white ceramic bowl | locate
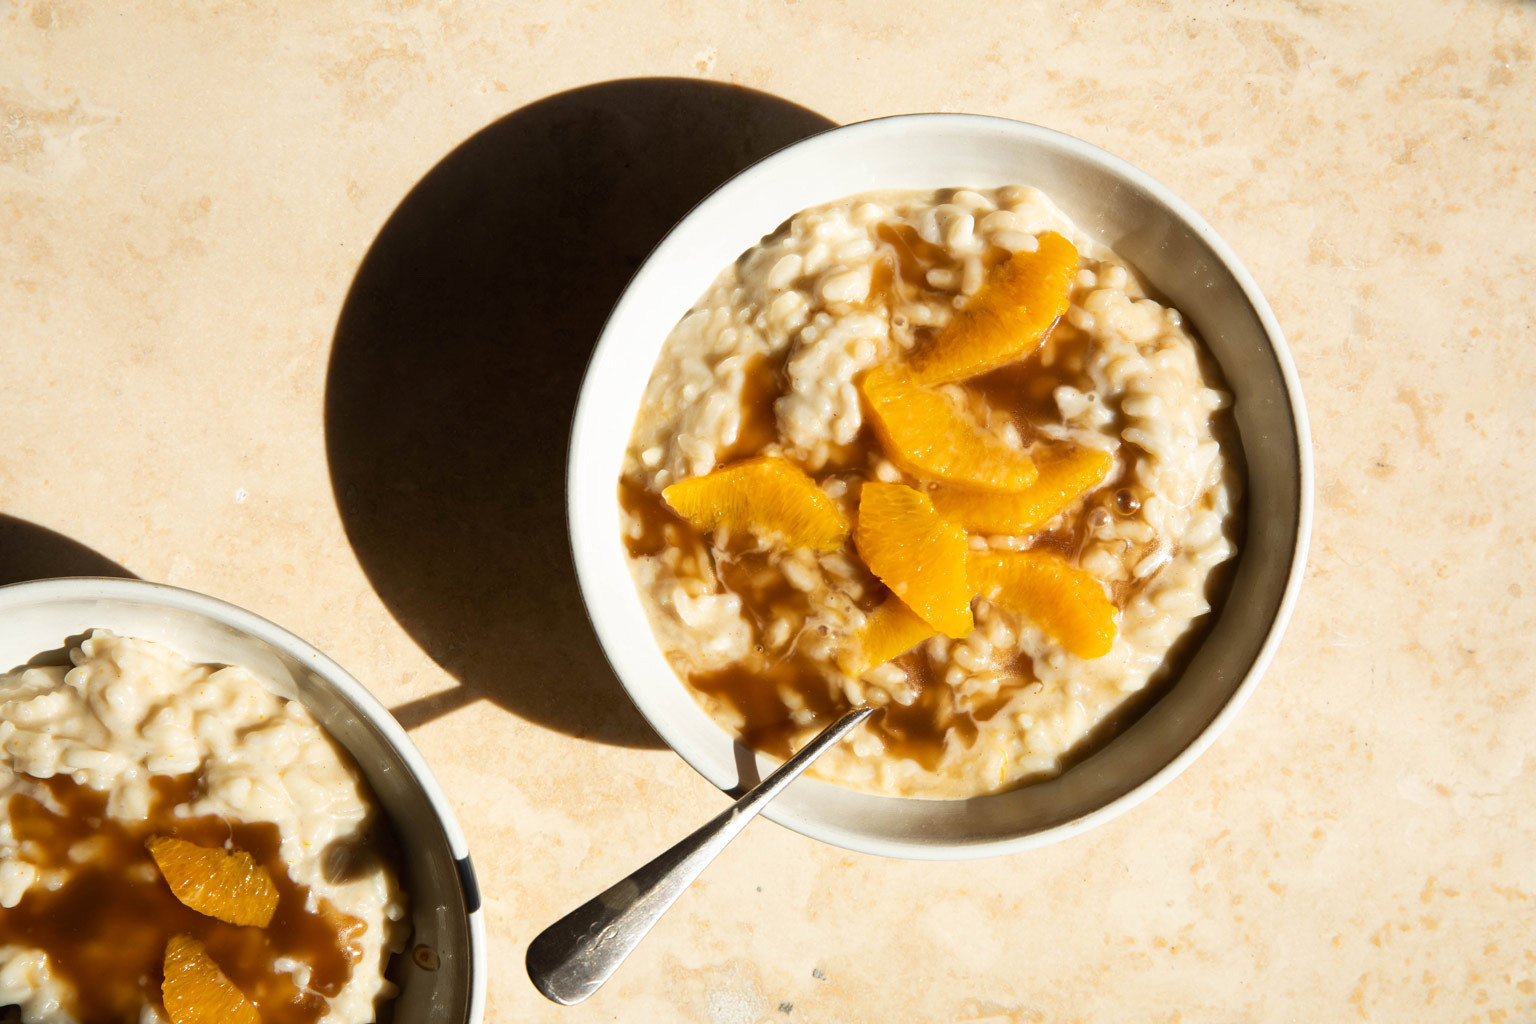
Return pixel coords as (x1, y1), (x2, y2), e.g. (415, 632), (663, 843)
(568, 113), (1312, 859)
(0, 577), (486, 1021)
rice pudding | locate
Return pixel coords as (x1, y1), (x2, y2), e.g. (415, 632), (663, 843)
(619, 186), (1240, 799)
(0, 631), (406, 1023)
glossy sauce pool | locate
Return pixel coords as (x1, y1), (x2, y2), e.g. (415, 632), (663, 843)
(0, 774), (374, 1024)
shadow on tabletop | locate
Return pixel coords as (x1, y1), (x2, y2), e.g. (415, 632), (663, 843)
(325, 78), (837, 747)
(0, 516), (138, 587)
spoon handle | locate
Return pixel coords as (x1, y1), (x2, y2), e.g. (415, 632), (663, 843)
(525, 706), (874, 1004)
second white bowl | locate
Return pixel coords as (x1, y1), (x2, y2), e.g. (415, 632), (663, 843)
(0, 577), (486, 1019)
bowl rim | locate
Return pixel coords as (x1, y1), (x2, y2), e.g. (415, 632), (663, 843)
(567, 112), (1313, 859)
(0, 575), (488, 1017)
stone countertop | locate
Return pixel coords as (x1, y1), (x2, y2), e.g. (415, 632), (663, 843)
(3, 1), (1533, 1020)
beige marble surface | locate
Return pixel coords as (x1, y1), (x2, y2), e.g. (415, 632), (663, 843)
(4, 0), (1535, 1020)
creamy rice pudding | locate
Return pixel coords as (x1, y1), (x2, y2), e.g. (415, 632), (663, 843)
(0, 631), (406, 1023)
(619, 186), (1240, 799)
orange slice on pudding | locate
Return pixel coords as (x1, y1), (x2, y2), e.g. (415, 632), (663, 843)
(161, 935), (260, 1024)
(840, 595), (938, 675)
(854, 482), (973, 638)
(662, 455), (849, 550)
(146, 836), (278, 928)
(969, 549), (1117, 659)
(860, 366), (1037, 491)
(930, 444), (1112, 536)
(908, 231), (1078, 386)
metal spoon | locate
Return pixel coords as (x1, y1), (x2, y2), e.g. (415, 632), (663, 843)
(525, 706), (875, 1004)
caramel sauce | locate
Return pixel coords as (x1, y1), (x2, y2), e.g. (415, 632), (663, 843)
(691, 655), (837, 760)
(878, 650), (971, 770)
(622, 220), (1161, 778)
(717, 354), (786, 464)
(820, 422), (880, 474)
(715, 547), (811, 635)
(619, 325), (1134, 771)
(0, 774), (366, 1024)
(1026, 526), (1081, 561)
(627, 462), (968, 766)
(876, 222), (949, 288)
(866, 256), (894, 304)
(618, 478), (700, 559)
(683, 516), (842, 759)
(967, 325), (1091, 441)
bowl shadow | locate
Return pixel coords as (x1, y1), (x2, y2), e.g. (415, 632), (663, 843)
(0, 516), (138, 587)
(325, 77), (836, 747)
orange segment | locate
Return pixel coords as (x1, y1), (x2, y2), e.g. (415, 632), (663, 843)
(860, 366), (1037, 491)
(854, 482), (973, 638)
(662, 455), (849, 551)
(930, 445), (1113, 535)
(161, 935), (260, 1024)
(908, 231), (1078, 386)
(146, 836), (278, 928)
(839, 596), (938, 675)
(969, 549), (1117, 658)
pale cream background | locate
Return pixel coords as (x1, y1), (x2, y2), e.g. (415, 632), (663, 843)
(3, 1), (1534, 1021)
